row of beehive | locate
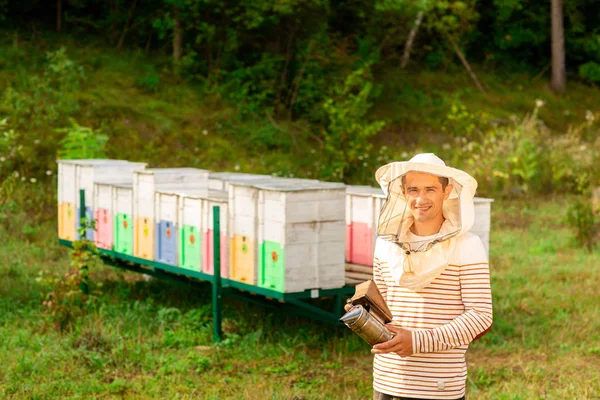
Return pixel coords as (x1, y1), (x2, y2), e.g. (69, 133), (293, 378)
(57, 160), (348, 293)
(57, 159), (493, 293)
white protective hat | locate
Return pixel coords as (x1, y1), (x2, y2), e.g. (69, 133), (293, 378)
(374, 153), (478, 290)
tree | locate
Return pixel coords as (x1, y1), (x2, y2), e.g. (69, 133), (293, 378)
(172, 3), (182, 64)
(551, 0), (566, 92)
(57, 0), (62, 33)
(401, 1), (426, 68)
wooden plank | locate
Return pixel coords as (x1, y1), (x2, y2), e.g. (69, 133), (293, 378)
(345, 263), (373, 274)
(345, 271), (372, 282)
(344, 277), (363, 286)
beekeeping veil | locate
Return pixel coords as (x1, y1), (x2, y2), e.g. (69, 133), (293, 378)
(375, 153), (478, 290)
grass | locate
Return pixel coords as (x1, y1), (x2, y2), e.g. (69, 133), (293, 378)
(0, 194), (598, 399)
(1, 31), (599, 398)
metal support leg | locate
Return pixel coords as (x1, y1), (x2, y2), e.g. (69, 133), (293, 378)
(212, 206), (223, 343)
(79, 189), (89, 295)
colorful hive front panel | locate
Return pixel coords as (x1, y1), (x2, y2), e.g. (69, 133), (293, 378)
(134, 216), (155, 260)
(155, 191), (180, 266)
(114, 184), (134, 255)
(156, 220), (177, 265)
(180, 224), (201, 270)
(345, 186), (385, 266)
(202, 196), (229, 278)
(75, 206), (94, 240)
(57, 161), (77, 240)
(93, 182), (117, 250)
(256, 181), (347, 293)
(94, 208), (113, 250)
(228, 183), (262, 284)
(133, 171), (156, 259)
(58, 202), (76, 240)
(230, 234), (255, 284)
(179, 196), (203, 270)
(260, 241), (285, 291)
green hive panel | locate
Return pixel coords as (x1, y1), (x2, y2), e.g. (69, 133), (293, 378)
(114, 213), (133, 255)
(260, 241), (285, 292)
(180, 224), (202, 270)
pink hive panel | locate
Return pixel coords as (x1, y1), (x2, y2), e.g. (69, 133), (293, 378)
(349, 221), (373, 266)
(95, 208), (113, 250)
(202, 230), (228, 278)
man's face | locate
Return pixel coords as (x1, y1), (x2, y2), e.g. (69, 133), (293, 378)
(402, 172), (452, 225)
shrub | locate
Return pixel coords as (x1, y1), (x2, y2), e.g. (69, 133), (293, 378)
(446, 100), (599, 196)
(319, 65), (385, 181)
(37, 218), (102, 332)
(565, 199), (599, 252)
(1, 47), (85, 128)
(579, 61), (600, 84)
(57, 119), (109, 159)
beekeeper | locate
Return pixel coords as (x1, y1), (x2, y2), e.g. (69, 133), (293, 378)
(370, 153), (493, 400)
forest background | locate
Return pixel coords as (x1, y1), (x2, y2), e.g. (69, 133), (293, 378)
(0, 1), (599, 398)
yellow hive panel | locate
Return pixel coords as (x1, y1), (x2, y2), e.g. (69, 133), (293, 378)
(58, 203), (76, 240)
(230, 234), (255, 284)
(134, 217), (155, 260)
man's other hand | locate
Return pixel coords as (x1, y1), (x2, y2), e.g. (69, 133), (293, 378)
(371, 325), (413, 357)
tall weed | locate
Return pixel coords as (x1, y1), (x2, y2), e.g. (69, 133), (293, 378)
(447, 100), (599, 196)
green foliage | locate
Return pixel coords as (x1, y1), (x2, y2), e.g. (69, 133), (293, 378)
(37, 218), (101, 332)
(446, 100), (599, 196)
(565, 199), (599, 252)
(320, 65), (385, 181)
(57, 119), (108, 160)
(1, 47), (85, 128)
(135, 70), (160, 93)
(578, 61), (600, 83)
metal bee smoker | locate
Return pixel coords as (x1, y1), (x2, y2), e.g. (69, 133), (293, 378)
(340, 304), (395, 346)
(340, 279), (395, 346)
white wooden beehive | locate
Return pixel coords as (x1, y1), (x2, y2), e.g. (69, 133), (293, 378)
(77, 161), (147, 211)
(57, 159), (140, 240)
(472, 197), (493, 255)
(227, 178), (319, 285)
(57, 159), (130, 206)
(256, 180), (347, 292)
(133, 168), (210, 220)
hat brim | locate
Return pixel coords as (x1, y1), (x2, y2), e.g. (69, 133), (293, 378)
(375, 161), (478, 197)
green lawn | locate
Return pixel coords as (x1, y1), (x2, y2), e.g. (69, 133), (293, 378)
(0, 195), (599, 399)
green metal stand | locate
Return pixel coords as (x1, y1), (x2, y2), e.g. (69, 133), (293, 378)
(79, 189), (89, 295)
(212, 206), (223, 343)
(58, 190), (355, 344)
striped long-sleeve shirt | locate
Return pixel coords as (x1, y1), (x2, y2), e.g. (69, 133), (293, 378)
(372, 232), (493, 399)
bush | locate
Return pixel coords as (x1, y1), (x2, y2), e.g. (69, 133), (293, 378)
(57, 119), (109, 159)
(446, 100), (600, 196)
(579, 61), (600, 84)
(37, 218), (102, 332)
(565, 199), (599, 252)
(1, 47), (85, 128)
(319, 65), (385, 182)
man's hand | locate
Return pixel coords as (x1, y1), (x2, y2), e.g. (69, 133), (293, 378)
(371, 325), (413, 357)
